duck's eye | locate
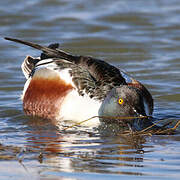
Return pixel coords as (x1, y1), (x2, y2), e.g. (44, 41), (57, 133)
(118, 98), (124, 105)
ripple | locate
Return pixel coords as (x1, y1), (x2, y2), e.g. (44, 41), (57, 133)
(0, 0), (180, 179)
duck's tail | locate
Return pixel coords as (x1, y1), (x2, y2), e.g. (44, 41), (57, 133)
(4, 37), (75, 61)
(4, 37), (127, 86)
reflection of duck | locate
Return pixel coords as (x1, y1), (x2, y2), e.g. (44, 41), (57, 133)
(5, 37), (153, 126)
(24, 122), (146, 175)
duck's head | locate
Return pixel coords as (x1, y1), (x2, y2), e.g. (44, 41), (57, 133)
(98, 85), (148, 124)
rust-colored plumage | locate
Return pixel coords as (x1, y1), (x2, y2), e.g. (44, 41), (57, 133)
(4, 37), (154, 125)
(23, 76), (73, 119)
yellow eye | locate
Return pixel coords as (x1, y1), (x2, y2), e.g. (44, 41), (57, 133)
(118, 98), (124, 105)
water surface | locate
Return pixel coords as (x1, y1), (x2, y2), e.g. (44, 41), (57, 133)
(0, 0), (180, 179)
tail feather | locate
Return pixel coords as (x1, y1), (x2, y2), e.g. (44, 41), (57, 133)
(5, 37), (127, 87)
(21, 56), (40, 79)
(4, 37), (74, 61)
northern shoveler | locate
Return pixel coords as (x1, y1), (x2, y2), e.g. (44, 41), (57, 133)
(5, 37), (153, 126)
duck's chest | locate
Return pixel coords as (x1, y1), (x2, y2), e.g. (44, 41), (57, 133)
(22, 67), (101, 125)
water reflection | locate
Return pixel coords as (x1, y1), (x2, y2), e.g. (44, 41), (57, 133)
(0, 105), (179, 178)
(20, 117), (149, 176)
(0, 0), (180, 179)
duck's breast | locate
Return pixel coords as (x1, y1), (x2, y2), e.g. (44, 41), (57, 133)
(22, 68), (73, 120)
(22, 67), (101, 124)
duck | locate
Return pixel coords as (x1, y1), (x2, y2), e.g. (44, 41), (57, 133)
(5, 37), (153, 127)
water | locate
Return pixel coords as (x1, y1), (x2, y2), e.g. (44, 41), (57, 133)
(0, 0), (180, 179)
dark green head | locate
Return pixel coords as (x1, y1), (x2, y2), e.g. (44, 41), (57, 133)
(98, 85), (149, 123)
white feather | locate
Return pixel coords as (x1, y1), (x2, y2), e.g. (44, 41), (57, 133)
(21, 60), (101, 126)
(35, 59), (75, 86)
(21, 78), (31, 100)
(59, 89), (101, 126)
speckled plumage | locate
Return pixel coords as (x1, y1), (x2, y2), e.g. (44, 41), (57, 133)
(5, 37), (154, 126)
(9, 37), (127, 101)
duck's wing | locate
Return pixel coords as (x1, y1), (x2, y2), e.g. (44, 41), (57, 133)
(54, 59), (111, 100)
(22, 55), (111, 101)
(20, 42), (60, 79)
(5, 37), (127, 89)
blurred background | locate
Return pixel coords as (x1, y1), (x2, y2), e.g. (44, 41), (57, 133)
(0, 0), (180, 180)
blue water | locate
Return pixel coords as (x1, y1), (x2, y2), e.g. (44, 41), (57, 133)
(0, 0), (180, 179)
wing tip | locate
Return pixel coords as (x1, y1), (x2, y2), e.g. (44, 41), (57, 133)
(4, 37), (16, 41)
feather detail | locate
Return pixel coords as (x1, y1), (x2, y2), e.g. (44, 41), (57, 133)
(5, 37), (127, 88)
(21, 56), (40, 79)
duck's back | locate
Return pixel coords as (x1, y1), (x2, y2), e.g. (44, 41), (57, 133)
(5, 37), (153, 124)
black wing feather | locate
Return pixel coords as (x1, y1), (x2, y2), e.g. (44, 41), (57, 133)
(5, 37), (127, 91)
